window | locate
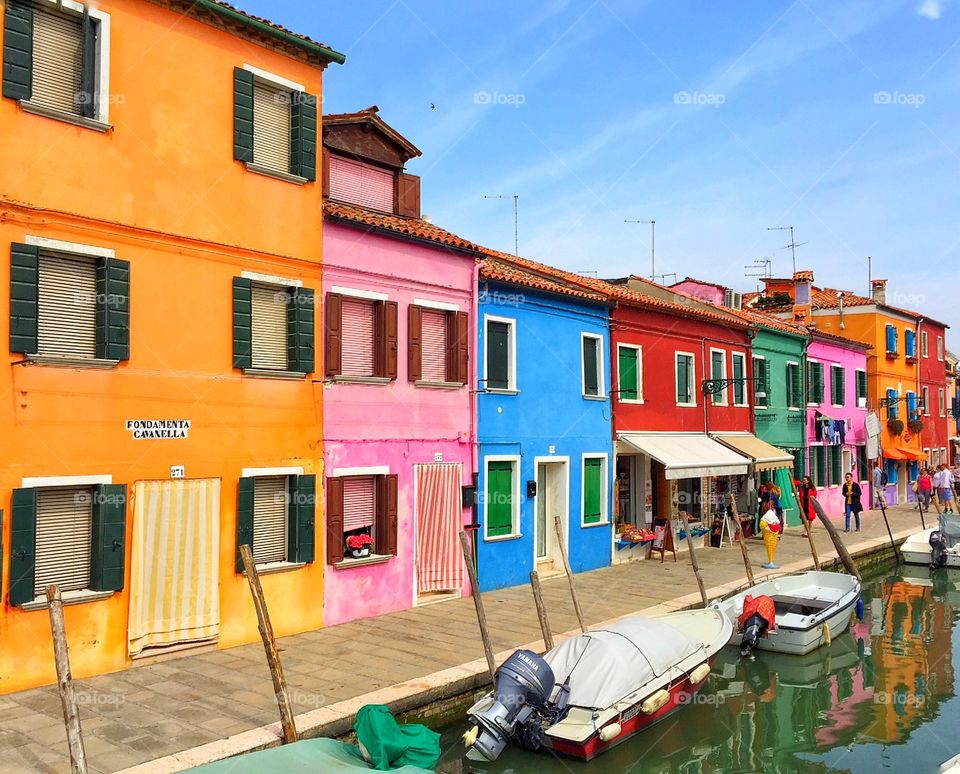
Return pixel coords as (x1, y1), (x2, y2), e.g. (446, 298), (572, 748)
(830, 365), (845, 407)
(752, 356), (768, 408)
(786, 362), (802, 409)
(582, 455), (608, 526)
(237, 473), (315, 569)
(811, 446), (826, 487)
(886, 388), (899, 419)
(906, 391), (918, 418)
(2, 2), (111, 126)
(408, 304), (468, 385)
(233, 277), (314, 375)
(676, 352), (695, 406)
(806, 361), (824, 404)
(323, 291), (396, 380)
(710, 349), (727, 405)
(10, 481), (127, 606)
(484, 316), (516, 391)
(921, 331), (929, 357)
(856, 446), (868, 482)
(485, 458), (518, 539)
(940, 389), (946, 417)
(905, 329), (916, 358)
(617, 344), (642, 402)
(732, 352), (747, 406)
(328, 155), (395, 212)
(938, 336), (945, 361)
(10, 240), (129, 363)
(923, 386), (930, 416)
(581, 334), (604, 398)
(828, 446), (842, 487)
(885, 324), (898, 355)
(233, 66), (316, 181)
(856, 370), (868, 408)
(325, 472), (397, 563)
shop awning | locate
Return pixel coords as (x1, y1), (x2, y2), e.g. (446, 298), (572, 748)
(712, 433), (795, 472)
(899, 447), (927, 461)
(617, 432), (750, 480)
(882, 447), (909, 460)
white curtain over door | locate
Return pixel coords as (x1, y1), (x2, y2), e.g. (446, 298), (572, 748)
(415, 463), (463, 594)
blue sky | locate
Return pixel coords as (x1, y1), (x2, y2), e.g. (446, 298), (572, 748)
(244, 0), (959, 339)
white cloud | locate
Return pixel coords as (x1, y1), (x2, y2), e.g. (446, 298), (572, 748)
(917, 0), (945, 19)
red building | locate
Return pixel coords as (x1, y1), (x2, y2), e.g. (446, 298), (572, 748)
(918, 318), (951, 467)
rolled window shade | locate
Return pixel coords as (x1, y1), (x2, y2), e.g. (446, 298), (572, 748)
(343, 477), (376, 532)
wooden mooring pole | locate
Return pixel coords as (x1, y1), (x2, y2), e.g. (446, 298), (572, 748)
(554, 516), (587, 633)
(240, 544), (298, 744)
(460, 531), (497, 682)
(684, 526), (709, 606)
(810, 497), (862, 581)
(46, 585), (88, 774)
(875, 493), (902, 565)
(727, 495), (756, 585)
(529, 571), (554, 652)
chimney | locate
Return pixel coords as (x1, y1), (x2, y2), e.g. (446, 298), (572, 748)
(871, 278), (887, 305)
(792, 269), (813, 324)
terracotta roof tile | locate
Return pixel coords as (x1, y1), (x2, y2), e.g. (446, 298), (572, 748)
(323, 201), (479, 252)
(480, 258), (607, 303)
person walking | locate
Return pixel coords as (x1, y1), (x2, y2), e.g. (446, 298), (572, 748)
(797, 475), (817, 537)
(940, 464), (955, 514)
(843, 472), (863, 532)
(917, 467), (934, 512)
(767, 482), (785, 535)
(873, 461), (885, 508)
(933, 465), (945, 512)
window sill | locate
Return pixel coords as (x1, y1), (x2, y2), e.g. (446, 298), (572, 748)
(334, 553), (392, 570)
(618, 398), (644, 405)
(484, 532), (522, 543)
(26, 354), (119, 369)
(242, 368), (307, 380)
(246, 561), (306, 576)
(676, 402), (697, 408)
(415, 380), (463, 390)
(484, 388), (518, 395)
(244, 162), (308, 186)
(582, 394), (608, 402)
(582, 519), (610, 529)
(333, 375), (392, 385)
(20, 100), (111, 132)
(20, 589), (114, 611)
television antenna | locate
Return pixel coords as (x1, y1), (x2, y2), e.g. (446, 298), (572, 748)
(744, 257), (772, 279)
(767, 225), (807, 273)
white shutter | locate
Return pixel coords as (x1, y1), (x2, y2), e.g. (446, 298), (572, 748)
(328, 155), (395, 213)
(341, 298), (375, 376)
(32, 5), (84, 115)
(253, 476), (288, 564)
(343, 477), (376, 531)
(251, 283), (288, 370)
(38, 253), (97, 358)
(421, 309), (448, 382)
(35, 487), (92, 596)
(253, 81), (291, 173)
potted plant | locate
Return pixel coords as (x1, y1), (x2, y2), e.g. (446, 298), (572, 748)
(908, 418), (924, 434)
(887, 418), (905, 436)
(346, 533), (374, 558)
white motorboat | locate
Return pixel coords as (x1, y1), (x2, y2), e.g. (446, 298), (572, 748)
(463, 609), (732, 762)
(709, 571), (862, 656)
(902, 515), (960, 568)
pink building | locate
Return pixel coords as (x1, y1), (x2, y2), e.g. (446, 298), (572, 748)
(321, 109), (477, 625)
(805, 330), (872, 520)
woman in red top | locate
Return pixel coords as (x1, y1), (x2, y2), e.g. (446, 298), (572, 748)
(917, 467), (933, 511)
(796, 475), (817, 537)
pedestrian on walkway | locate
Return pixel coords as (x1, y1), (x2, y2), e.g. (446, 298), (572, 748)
(917, 467), (934, 511)
(767, 482), (785, 535)
(797, 475), (817, 537)
(934, 465), (945, 511)
(843, 472), (863, 532)
(940, 464), (955, 514)
(873, 461), (885, 508)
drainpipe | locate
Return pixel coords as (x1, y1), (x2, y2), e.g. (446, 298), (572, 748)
(701, 338), (709, 434)
(916, 317), (924, 460)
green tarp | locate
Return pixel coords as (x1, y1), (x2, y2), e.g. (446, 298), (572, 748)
(354, 704), (441, 771)
(775, 467), (801, 527)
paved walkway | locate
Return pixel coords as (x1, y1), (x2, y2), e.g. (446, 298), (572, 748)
(0, 505), (928, 773)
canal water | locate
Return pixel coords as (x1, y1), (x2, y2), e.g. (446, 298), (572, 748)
(435, 564), (960, 773)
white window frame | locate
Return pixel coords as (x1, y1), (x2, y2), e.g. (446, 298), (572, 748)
(483, 314), (517, 393)
(413, 298), (460, 312)
(941, 446), (948, 463)
(241, 64), (307, 184)
(580, 453), (609, 527)
(731, 351), (748, 407)
(923, 386), (931, 416)
(675, 351), (697, 407)
(786, 360), (801, 410)
(855, 369), (868, 409)
(938, 336), (945, 361)
(806, 358), (821, 407)
(483, 455), (521, 541)
(616, 343), (643, 404)
(580, 332), (606, 399)
(709, 348), (727, 406)
(921, 331), (929, 358)
(940, 388), (946, 417)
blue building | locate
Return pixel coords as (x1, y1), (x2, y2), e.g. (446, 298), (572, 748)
(475, 254), (614, 591)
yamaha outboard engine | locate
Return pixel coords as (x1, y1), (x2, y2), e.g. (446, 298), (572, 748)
(930, 530), (948, 570)
(737, 594), (776, 658)
(465, 649), (561, 762)
(740, 613), (769, 657)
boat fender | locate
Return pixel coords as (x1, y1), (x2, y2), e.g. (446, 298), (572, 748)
(641, 689), (671, 714)
(598, 723), (622, 742)
(689, 663), (711, 685)
(822, 622), (832, 646)
(856, 597), (865, 621)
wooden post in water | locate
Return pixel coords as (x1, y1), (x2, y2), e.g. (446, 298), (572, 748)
(46, 585), (88, 774)
(240, 544), (298, 744)
(727, 495), (756, 585)
(460, 531), (497, 682)
(554, 516), (587, 633)
(529, 571), (554, 652)
(797, 509), (822, 571)
(684, 527), (709, 606)
(875, 493), (902, 564)
(810, 497), (862, 581)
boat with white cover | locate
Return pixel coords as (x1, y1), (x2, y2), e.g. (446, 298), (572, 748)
(464, 609), (732, 762)
(902, 514), (960, 568)
(709, 571), (861, 656)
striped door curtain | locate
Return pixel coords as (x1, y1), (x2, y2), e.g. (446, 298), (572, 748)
(341, 298), (376, 376)
(420, 309), (448, 382)
(415, 463), (463, 593)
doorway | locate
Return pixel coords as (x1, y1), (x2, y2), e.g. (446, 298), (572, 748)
(415, 463), (463, 605)
(534, 458), (569, 576)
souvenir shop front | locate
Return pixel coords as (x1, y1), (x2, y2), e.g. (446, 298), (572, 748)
(613, 432), (751, 563)
(713, 432), (798, 529)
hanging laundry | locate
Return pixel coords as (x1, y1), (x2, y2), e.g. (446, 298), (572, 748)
(834, 419), (846, 445)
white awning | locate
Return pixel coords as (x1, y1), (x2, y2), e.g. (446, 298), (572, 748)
(712, 433), (795, 472)
(617, 432), (750, 480)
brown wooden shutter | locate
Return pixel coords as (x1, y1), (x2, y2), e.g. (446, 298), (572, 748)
(408, 304), (422, 382)
(377, 474), (398, 556)
(324, 292), (342, 377)
(325, 477), (344, 564)
(375, 300), (398, 379)
(446, 311), (469, 384)
(321, 147), (330, 197)
(397, 173), (421, 218)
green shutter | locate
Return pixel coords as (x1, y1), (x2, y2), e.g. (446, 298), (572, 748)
(236, 477), (254, 572)
(815, 363), (824, 404)
(831, 366), (845, 406)
(10, 242), (38, 354)
(233, 67), (254, 162)
(79, 10), (96, 119)
(677, 355), (690, 403)
(232, 276), (252, 369)
(486, 321), (510, 390)
(486, 461), (514, 537)
(856, 370), (868, 404)
(618, 347), (638, 400)
(2, 3), (32, 101)
(290, 92), (317, 181)
(792, 448), (806, 481)
(710, 351), (723, 403)
(583, 337), (599, 396)
(857, 446), (868, 482)
(814, 447), (827, 488)
(583, 458), (602, 524)
(95, 257), (130, 361)
(286, 286), (314, 374)
(10, 487), (36, 606)
(829, 446), (842, 486)
(90, 484), (126, 592)
(288, 474), (315, 564)
(732, 355), (744, 404)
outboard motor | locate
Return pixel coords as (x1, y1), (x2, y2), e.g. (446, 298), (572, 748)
(930, 530), (948, 570)
(464, 649), (563, 762)
(737, 594), (776, 658)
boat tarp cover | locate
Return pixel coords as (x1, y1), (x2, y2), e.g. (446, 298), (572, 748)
(354, 704), (441, 771)
(543, 617), (701, 709)
(182, 737), (435, 773)
(940, 514), (960, 549)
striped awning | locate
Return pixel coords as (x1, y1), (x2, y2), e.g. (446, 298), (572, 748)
(712, 433), (795, 472)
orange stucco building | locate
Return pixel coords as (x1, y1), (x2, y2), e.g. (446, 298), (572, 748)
(1, 0), (342, 691)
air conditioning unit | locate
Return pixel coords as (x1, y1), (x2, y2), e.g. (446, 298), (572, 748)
(724, 289), (743, 310)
